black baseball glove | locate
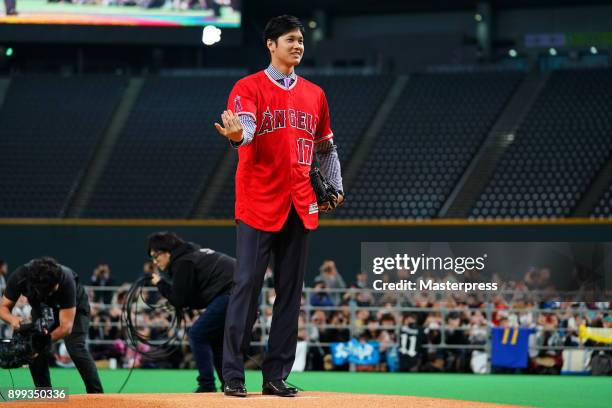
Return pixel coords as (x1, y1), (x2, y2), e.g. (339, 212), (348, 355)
(310, 166), (344, 213)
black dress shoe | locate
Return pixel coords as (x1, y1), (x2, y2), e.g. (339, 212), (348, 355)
(224, 379), (247, 397)
(262, 380), (297, 397)
(282, 381), (298, 394)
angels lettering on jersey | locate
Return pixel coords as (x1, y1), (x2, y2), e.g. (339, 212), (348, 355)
(257, 106), (318, 137)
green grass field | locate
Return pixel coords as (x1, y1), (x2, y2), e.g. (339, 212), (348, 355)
(2, 368), (611, 407)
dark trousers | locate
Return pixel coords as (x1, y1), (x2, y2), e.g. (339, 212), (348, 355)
(29, 313), (103, 393)
(188, 292), (229, 391)
(222, 206), (310, 382)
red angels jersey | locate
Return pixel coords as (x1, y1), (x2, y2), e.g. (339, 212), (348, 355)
(227, 70), (333, 232)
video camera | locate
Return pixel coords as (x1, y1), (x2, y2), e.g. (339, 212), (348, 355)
(0, 306), (55, 369)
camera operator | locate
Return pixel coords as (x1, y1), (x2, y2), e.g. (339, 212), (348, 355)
(147, 232), (234, 393)
(0, 257), (103, 393)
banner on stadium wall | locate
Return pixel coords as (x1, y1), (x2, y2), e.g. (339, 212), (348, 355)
(386, 346), (399, 372)
(578, 325), (612, 344)
(491, 327), (535, 369)
(331, 339), (380, 366)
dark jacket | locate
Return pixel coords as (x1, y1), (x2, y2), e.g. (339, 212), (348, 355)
(156, 242), (234, 309)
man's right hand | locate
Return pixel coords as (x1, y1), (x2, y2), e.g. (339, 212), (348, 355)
(151, 272), (161, 285)
(214, 109), (244, 143)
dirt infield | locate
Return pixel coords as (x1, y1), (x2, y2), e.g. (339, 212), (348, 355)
(4, 392), (531, 408)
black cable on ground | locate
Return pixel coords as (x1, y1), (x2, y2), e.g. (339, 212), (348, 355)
(118, 277), (187, 392)
(116, 349), (137, 394)
(0, 368), (16, 401)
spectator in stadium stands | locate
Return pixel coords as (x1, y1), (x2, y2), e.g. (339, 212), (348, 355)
(147, 231), (234, 393)
(353, 308), (371, 331)
(263, 266), (274, 288)
(90, 263), (116, 304)
(309, 311), (350, 371)
(530, 312), (563, 374)
(376, 302), (401, 323)
(341, 272), (371, 306)
(587, 315), (612, 375)
(321, 311), (350, 344)
(510, 298), (536, 327)
(491, 295), (509, 326)
(315, 260), (346, 304)
(348, 271), (368, 291)
(355, 286), (374, 307)
(468, 311), (488, 345)
(309, 277), (335, 308)
(444, 312), (470, 372)
(468, 312), (489, 374)
(364, 316), (380, 343)
(398, 313), (424, 372)
(306, 309), (328, 370)
(422, 322), (445, 372)
(297, 313), (308, 343)
(308, 309), (327, 340)
(88, 307), (117, 361)
(377, 314), (397, 371)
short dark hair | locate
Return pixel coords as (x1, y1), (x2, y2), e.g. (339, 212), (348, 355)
(147, 232), (185, 255)
(26, 257), (62, 301)
(263, 15), (304, 44)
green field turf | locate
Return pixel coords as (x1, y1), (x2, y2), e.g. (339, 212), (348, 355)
(1, 368), (610, 408)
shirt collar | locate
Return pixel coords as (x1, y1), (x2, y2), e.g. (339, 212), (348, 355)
(266, 64), (297, 82)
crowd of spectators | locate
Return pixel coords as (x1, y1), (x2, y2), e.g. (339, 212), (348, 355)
(0, 258), (610, 375)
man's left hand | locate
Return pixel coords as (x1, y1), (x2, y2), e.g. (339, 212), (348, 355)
(319, 192), (344, 213)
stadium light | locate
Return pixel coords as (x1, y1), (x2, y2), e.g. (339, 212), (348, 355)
(549, 48), (557, 56)
(590, 46), (598, 55)
(508, 49), (518, 58)
(202, 25), (222, 46)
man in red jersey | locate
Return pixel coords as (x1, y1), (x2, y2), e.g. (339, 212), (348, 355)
(214, 15), (344, 397)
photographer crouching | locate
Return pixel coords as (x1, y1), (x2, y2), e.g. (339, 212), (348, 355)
(0, 257), (103, 393)
(147, 232), (234, 392)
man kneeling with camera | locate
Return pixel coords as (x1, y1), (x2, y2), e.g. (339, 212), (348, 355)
(0, 257), (103, 393)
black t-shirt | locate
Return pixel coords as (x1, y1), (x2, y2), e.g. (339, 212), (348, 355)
(4, 264), (90, 317)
